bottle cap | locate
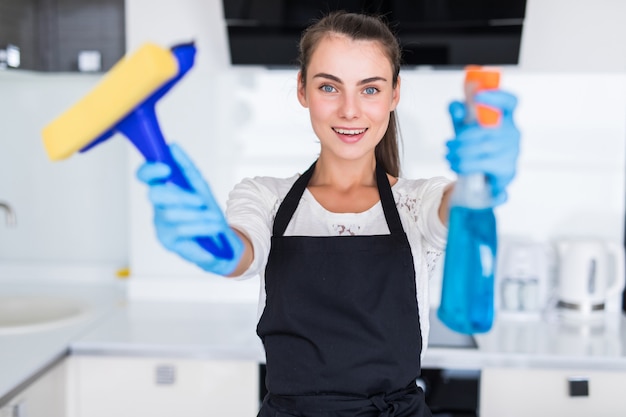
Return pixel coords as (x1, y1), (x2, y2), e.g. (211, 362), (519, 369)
(464, 66), (501, 126)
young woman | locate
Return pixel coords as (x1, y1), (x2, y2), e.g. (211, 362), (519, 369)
(137, 11), (520, 417)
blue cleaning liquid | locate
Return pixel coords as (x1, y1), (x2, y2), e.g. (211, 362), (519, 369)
(438, 205), (497, 334)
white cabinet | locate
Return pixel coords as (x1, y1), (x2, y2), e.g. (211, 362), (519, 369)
(480, 367), (626, 417)
(0, 359), (67, 417)
(68, 356), (259, 417)
(1, 355), (259, 417)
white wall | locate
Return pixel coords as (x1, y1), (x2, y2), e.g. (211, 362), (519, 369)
(0, 71), (128, 268)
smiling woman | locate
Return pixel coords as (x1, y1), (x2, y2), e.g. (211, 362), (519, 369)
(135, 10), (521, 417)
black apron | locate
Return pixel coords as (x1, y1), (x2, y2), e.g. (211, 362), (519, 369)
(257, 161), (430, 417)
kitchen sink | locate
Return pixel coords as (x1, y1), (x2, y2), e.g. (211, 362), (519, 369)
(0, 295), (91, 334)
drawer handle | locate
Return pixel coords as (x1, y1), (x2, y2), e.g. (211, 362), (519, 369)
(568, 377), (589, 397)
(155, 364), (176, 385)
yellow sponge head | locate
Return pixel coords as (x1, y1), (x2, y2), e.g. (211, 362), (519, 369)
(42, 43), (179, 161)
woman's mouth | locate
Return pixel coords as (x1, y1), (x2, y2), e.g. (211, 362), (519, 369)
(332, 127), (368, 143)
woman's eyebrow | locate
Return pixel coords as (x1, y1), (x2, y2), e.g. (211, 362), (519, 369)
(312, 73), (342, 84)
(358, 76), (387, 85)
(312, 73), (388, 85)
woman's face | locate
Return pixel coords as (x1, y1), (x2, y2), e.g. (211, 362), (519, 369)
(298, 34), (400, 164)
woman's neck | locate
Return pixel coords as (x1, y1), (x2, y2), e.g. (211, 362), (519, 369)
(306, 155), (396, 213)
(308, 155), (377, 189)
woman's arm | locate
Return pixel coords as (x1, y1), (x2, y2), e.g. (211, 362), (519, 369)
(227, 228), (255, 277)
(437, 182), (455, 227)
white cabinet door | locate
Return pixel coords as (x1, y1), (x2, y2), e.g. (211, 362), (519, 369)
(1, 359), (67, 417)
(69, 356), (259, 417)
(480, 367), (626, 417)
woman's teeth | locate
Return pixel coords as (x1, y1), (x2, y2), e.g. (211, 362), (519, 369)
(333, 128), (367, 135)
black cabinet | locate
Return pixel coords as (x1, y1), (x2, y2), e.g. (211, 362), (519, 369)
(421, 368), (479, 417)
(0, 0), (125, 72)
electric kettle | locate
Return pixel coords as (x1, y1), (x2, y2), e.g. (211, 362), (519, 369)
(555, 238), (625, 318)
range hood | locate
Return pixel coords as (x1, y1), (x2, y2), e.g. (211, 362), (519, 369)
(223, 0), (527, 68)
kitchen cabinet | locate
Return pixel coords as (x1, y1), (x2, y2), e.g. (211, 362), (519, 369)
(0, 0), (125, 71)
(480, 366), (626, 416)
(0, 358), (67, 417)
(69, 355), (259, 417)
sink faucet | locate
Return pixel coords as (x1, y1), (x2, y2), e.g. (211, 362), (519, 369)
(0, 201), (16, 227)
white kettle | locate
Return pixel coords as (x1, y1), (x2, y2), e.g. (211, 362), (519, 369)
(555, 239), (625, 317)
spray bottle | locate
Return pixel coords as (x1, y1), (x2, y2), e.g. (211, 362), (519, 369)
(437, 66), (501, 334)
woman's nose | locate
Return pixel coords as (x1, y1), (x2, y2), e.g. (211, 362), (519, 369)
(338, 94), (360, 119)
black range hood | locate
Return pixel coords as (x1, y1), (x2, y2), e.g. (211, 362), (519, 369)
(223, 0), (527, 68)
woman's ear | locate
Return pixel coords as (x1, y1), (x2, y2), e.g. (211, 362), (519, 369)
(391, 75), (401, 111)
(297, 71), (308, 108)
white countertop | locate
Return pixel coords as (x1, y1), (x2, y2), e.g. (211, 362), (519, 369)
(71, 298), (626, 372)
(2, 271), (626, 405)
(426, 312), (626, 371)
(71, 299), (265, 361)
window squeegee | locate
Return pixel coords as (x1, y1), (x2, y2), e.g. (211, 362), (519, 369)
(41, 42), (235, 260)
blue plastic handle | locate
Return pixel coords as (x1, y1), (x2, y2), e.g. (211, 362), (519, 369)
(83, 43), (234, 260)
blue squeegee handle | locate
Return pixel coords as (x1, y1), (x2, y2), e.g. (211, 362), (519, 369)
(118, 103), (235, 261)
(118, 43), (235, 261)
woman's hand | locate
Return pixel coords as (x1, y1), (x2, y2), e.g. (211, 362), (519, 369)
(136, 143), (245, 276)
(446, 90), (521, 205)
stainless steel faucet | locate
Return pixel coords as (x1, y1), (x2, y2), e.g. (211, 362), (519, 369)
(0, 201), (16, 227)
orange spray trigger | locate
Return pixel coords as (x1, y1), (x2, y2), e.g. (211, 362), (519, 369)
(464, 65), (501, 126)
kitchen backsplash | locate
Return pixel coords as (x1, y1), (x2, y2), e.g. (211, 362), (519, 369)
(0, 71), (128, 268)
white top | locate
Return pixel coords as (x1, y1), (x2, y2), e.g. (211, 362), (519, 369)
(226, 172), (451, 358)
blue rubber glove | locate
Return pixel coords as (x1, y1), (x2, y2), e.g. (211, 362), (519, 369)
(446, 90), (520, 205)
(136, 143), (244, 276)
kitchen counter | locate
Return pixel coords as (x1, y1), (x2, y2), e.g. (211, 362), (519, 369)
(2, 274), (626, 406)
(71, 299), (265, 361)
(71, 299), (626, 372)
(426, 311), (626, 371)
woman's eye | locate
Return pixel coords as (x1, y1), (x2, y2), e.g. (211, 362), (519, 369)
(321, 85), (336, 93)
(364, 86), (379, 95)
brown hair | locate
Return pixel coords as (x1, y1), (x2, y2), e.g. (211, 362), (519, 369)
(297, 11), (403, 177)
